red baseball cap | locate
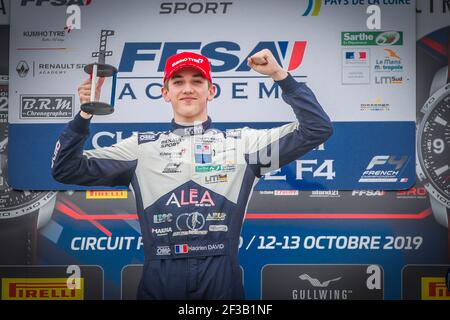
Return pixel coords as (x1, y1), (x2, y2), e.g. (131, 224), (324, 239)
(163, 51), (212, 84)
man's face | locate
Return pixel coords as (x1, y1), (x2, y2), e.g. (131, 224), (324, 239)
(161, 67), (215, 122)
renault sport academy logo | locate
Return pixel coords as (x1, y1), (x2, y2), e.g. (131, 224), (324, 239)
(16, 61), (30, 78)
(302, 0), (322, 16)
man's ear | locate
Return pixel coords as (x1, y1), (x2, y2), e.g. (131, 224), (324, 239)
(161, 86), (171, 102)
(207, 83), (216, 101)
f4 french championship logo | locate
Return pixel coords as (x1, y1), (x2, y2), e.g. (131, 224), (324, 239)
(359, 155), (409, 183)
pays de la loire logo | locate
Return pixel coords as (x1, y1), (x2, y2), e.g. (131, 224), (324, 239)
(302, 0), (322, 16)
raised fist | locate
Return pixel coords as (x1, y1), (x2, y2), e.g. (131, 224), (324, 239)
(247, 49), (287, 80)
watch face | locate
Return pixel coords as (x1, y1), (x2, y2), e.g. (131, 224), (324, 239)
(0, 82), (56, 217)
(418, 90), (450, 202)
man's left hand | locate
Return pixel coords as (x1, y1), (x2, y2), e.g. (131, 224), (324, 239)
(247, 49), (288, 81)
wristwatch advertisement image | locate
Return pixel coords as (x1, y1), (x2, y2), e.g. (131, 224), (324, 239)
(0, 75), (57, 265)
(416, 27), (450, 248)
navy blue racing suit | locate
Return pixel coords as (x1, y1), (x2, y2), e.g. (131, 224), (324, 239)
(51, 74), (333, 299)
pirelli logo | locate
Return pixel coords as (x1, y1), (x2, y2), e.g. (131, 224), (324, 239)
(86, 190), (128, 199)
(421, 277), (450, 300)
(1, 278), (84, 300)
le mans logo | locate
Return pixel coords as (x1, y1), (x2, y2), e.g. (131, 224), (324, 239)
(1, 278), (84, 300)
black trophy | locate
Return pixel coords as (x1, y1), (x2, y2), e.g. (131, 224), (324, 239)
(81, 30), (118, 115)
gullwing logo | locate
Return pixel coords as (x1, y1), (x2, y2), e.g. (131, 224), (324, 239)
(298, 274), (342, 287)
(262, 264), (383, 300)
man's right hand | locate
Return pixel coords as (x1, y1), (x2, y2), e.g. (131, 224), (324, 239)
(78, 77), (105, 119)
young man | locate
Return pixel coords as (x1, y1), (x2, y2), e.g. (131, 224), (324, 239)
(51, 49), (333, 299)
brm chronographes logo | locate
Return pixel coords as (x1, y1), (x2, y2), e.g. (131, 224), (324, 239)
(20, 95), (74, 119)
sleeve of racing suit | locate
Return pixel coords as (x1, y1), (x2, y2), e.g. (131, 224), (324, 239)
(242, 73), (333, 177)
(51, 112), (138, 187)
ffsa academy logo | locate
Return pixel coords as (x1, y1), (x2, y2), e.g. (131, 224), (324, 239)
(19, 0), (93, 32)
(20, 0), (92, 5)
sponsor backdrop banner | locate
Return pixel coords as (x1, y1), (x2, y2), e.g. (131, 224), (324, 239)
(8, 0), (416, 190)
(1, 1), (449, 301)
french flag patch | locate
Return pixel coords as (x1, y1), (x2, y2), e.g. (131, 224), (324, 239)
(175, 244), (189, 254)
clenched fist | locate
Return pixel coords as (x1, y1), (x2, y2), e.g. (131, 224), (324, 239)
(247, 49), (288, 81)
(78, 77), (105, 119)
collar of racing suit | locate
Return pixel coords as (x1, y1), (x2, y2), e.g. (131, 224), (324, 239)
(170, 116), (212, 136)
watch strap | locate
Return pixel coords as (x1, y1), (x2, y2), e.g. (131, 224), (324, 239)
(37, 195), (57, 229)
(430, 195), (449, 229)
(447, 34), (450, 83)
(0, 211), (39, 265)
(429, 195), (450, 259)
(447, 208), (450, 258)
(429, 66), (448, 96)
(428, 30), (450, 94)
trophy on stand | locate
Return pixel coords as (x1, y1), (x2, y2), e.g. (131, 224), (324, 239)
(81, 30), (117, 115)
